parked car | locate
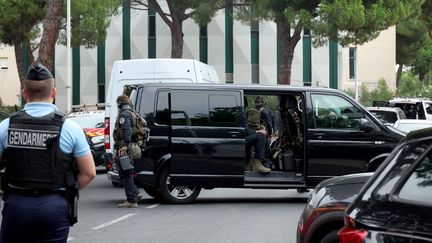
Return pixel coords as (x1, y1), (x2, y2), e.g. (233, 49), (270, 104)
(67, 110), (105, 166)
(367, 106), (406, 125)
(104, 83), (405, 204)
(388, 97), (432, 120)
(296, 172), (372, 243)
(393, 119), (432, 134)
(339, 127), (432, 243)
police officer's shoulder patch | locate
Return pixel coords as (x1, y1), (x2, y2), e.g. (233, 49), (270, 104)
(119, 117), (125, 125)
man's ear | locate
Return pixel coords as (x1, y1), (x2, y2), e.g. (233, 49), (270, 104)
(22, 88), (29, 102)
(51, 87), (57, 100)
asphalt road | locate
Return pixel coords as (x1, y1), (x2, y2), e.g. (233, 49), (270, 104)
(1, 167), (311, 243)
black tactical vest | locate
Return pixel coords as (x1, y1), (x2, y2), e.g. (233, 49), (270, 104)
(4, 111), (76, 190)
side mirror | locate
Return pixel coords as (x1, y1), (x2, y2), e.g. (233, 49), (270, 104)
(359, 118), (375, 132)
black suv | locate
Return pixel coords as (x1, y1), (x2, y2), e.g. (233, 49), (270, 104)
(340, 128), (432, 242)
(107, 83), (404, 203)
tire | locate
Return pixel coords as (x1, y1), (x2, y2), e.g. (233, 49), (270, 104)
(320, 229), (340, 243)
(143, 185), (161, 199)
(158, 166), (201, 204)
(112, 181), (123, 188)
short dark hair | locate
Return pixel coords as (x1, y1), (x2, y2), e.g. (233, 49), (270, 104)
(116, 95), (131, 105)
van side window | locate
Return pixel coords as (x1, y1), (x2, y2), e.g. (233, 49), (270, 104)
(209, 94), (242, 126)
(154, 91), (169, 125)
(425, 102), (432, 115)
(172, 90), (209, 126)
(311, 94), (364, 129)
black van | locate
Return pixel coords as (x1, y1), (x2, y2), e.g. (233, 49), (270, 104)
(106, 83), (404, 203)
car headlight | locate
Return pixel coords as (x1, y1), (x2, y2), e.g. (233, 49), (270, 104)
(90, 135), (104, 144)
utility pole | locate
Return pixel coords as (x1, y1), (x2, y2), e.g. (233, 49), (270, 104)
(66, 0), (72, 113)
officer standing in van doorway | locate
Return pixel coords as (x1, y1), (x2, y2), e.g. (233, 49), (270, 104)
(0, 62), (96, 243)
(114, 95), (141, 208)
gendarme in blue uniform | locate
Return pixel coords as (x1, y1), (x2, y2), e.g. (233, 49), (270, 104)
(0, 102), (90, 243)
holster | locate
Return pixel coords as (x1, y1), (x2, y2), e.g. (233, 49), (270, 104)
(66, 171), (79, 226)
(66, 186), (79, 226)
(0, 172), (9, 200)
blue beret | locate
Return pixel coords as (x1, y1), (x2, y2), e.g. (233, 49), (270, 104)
(25, 62), (53, 81)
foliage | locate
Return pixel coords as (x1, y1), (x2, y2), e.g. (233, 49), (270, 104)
(131, 0), (224, 26)
(397, 71), (432, 98)
(359, 84), (371, 106)
(313, 0), (424, 46)
(396, 19), (428, 67)
(345, 73), (432, 107)
(58, 0), (120, 48)
(344, 79), (395, 107)
(130, 0), (225, 58)
(0, 0), (120, 87)
(234, 0), (320, 84)
(412, 39), (432, 83)
(0, 0), (119, 49)
(420, 0), (432, 39)
(234, 0), (421, 85)
(0, 0), (45, 46)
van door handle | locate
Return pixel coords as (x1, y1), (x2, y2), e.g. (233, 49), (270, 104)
(228, 131), (240, 138)
(313, 132), (325, 139)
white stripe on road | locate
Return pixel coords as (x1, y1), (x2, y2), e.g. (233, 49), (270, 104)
(67, 237), (75, 242)
(146, 203), (160, 209)
(92, 213), (137, 230)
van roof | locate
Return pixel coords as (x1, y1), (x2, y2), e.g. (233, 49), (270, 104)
(389, 97), (432, 104)
(130, 82), (342, 94)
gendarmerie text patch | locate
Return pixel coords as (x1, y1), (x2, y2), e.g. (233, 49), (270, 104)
(8, 128), (59, 150)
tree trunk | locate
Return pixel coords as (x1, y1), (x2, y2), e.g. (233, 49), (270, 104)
(170, 18), (184, 58)
(418, 70), (426, 83)
(396, 64), (403, 88)
(13, 37), (35, 88)
(38, 0), (63, 69)
(277, 20), (302, 85)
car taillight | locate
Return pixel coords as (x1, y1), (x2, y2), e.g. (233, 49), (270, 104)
(104, 117), (110, 151)
(106, 161), (113, 170)
(338, 215), (367, 243)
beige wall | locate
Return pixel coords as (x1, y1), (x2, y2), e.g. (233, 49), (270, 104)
(341, 26), (396, 92)
(0, 45), (20, 106)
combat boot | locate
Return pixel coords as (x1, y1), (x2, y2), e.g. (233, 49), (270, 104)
(245, 158), (253, 171)
(118, 200), (138, 208)
(252, 159), (271, 173)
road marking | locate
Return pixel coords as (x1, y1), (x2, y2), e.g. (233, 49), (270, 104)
(67, 237), (75, 242)
(92, 213), (136, 230)
(146, 203), (160, 209)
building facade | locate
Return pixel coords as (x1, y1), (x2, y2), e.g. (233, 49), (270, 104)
(0, 3), (396, 111)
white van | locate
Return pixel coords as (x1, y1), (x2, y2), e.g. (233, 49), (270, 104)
(104, 58), (219, 157)
(388, 97), (432, 120)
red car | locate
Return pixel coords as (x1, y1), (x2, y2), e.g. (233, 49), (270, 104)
(297, 172), (371, 243)
(67, 110), (105, 166)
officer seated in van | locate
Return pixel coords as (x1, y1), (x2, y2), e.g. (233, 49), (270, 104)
(244, 97), (271, 173)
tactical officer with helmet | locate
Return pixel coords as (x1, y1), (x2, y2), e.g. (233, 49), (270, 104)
(114, 95), (142, 208)
(0, 62), (96, 243)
